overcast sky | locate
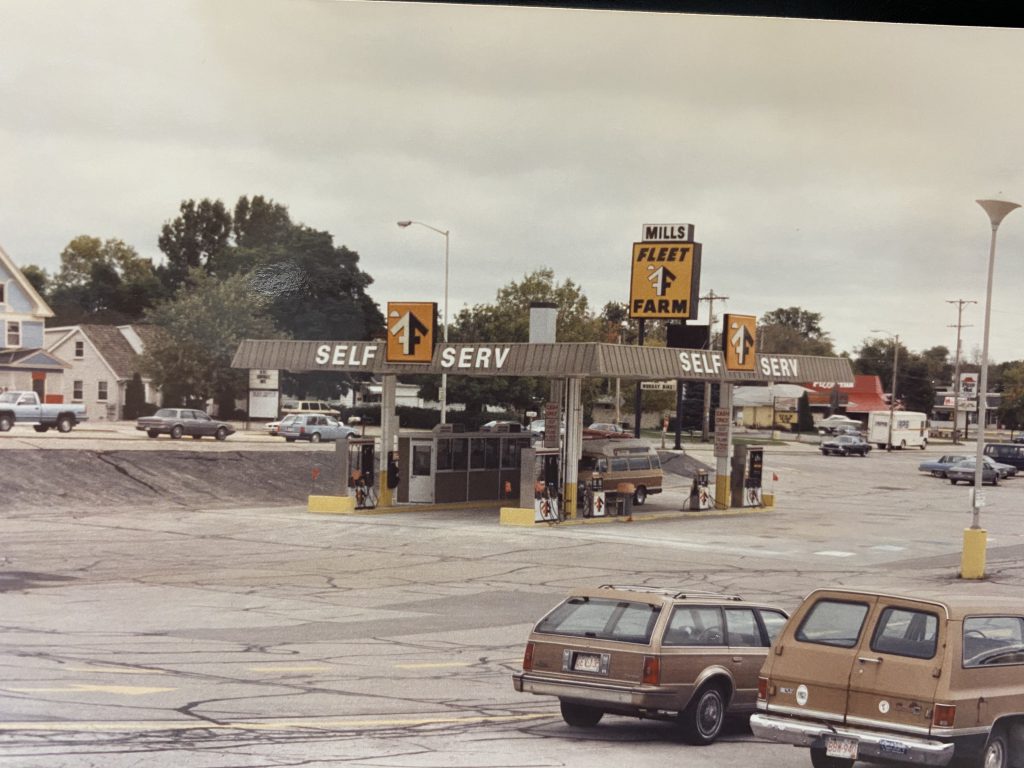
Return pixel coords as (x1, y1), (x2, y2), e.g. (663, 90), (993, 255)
(2, 1), (1023, 363)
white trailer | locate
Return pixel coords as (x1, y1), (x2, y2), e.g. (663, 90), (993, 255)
(867, 411), (929, 449)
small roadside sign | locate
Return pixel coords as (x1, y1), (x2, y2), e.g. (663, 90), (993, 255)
(386, 302), (437, 363)
(714, 407), (730, 458)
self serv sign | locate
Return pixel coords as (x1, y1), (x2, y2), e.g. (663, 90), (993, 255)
(629, 241), (702, 320)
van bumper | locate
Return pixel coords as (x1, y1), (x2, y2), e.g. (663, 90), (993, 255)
(750, 713), (955, 766)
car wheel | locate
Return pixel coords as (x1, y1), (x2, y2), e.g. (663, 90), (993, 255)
(809, 748), (854, 768)
(285, 437), (296, 443)
(192, 435), (202, 440)
(932, 471), (943, 477)
(559, 700), (603, 727)
(950, 479), (958, 485)
(310, 432), (322, 443)
(633, 486), (647, 505)
(56, 416), (73, 433)
(147, 430), (159, 438)
(33, 425), (49, 433)
(979, 728), (1009, 768)
(215, 427), (228, 441)
(170, 425), (184, 439)
(0, 414), (11, 432)
(680, 683), (727, 745)
(992, 475), (999, 486)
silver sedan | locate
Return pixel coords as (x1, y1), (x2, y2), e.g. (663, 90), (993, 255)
(947, 459), (1001, 486)
(278, 414), (356, 443)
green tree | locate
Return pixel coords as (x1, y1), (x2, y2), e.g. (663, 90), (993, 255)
(855, 337), (940, 415)
(123, 373), (147, 420)
(48, 236), (162, 324)
(19, 264), (50, 297)
(998, 362), (1024, 432)
(758, 306), (835, 356)
(141, 269), (283, 413)
(157, 199), (233, 290)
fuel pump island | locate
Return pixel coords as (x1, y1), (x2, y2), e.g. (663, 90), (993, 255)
(231, 337), (853, 520)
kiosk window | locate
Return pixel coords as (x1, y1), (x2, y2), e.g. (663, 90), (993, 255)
(437, 439), (452, 471)
(470, 439), (486, 469)
(501, 438), (520, 469)
(412, 445), (432, 476)
(451, 438), (468, 470)
(483, 439), (499, 469)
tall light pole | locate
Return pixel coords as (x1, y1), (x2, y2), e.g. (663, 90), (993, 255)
(946, 299), (975, 445)
(870, 329), (900, 451)
(397, 220), (450, 423)
(962, 198), (1020, 580)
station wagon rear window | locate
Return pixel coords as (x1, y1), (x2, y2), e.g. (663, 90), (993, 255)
(964, 616), (1024, 667)
(870, 607), (938, 659)
(535, 598), (660, 644)
(795, 599), (869, 648)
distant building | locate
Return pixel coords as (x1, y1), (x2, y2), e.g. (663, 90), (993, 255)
(804, 375), (890, 418)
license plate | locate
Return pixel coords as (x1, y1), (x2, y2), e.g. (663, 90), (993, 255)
(825, 736), (858, 759)
(573, 653), (601, 672)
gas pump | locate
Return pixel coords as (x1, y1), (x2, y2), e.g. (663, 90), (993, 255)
(744, 447), (764, 507)
(526, 448), (561, 523)
(589, 473), (606, 517)
(348, 439), (377, 508)
(689, 469), (712, 510)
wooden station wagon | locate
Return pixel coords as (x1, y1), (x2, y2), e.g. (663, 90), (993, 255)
(752, 587), (1024, 768)
(512, 585), (788, 744)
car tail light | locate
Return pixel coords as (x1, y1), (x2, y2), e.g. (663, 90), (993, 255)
(757, 676), (770, 701)
(522, 642), (535, 671)
(642, 656), (660, 685)
(932, 704), (956, 728)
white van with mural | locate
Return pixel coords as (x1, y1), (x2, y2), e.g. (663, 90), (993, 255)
(867, 410), (929, 449)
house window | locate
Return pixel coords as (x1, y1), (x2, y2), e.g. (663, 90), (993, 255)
(98, 381), (108, 401)
(75, 340), (85, 359)
(73, 380), (84, 401)
(0, 281), (6, 306)
(6, 321), (20, 348)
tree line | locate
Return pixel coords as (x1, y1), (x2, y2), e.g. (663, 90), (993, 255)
(21, 200), (1024, 427)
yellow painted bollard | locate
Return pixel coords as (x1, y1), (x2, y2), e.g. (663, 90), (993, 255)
(715, 475), (730, 510)
(960, 528), (987, 580)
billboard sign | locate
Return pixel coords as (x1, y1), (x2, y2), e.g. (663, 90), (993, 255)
(629, 241), (702, 320)
(386, 302), (437, 363)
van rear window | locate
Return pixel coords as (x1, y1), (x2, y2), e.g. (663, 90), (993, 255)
(536, 597), (660, 644)
(795, 599), (869, 648)
(870, 607), (938, 659)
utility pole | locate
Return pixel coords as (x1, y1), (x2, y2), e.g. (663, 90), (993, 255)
(947, 299), (976, 445)
(699, 289), (729, 442)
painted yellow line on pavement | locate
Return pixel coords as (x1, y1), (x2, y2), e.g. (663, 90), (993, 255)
(0, 713), (554, 732)
(394, 662), (474, 670)
(8, 684), (175, 695)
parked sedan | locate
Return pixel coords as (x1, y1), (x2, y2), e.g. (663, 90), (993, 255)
(947, 458), (1001, 486)
(278, 414), (356, 443)
(820, 434), (871, 456)
(583, 422), (632, 438)
(136, 408), (234, 440)
(918, 454), (969, 477)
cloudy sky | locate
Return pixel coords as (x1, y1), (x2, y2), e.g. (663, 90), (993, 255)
(2, 1), (1023, 363)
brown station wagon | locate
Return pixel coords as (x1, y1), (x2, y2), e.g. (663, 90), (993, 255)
(752, 587), (1024, 768)
(512, 585), (789, 744)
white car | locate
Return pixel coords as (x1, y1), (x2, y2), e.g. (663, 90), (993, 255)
(816, 414), (862, 434)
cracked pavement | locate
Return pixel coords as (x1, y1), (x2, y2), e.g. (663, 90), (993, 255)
(2, 441), (1024, 766)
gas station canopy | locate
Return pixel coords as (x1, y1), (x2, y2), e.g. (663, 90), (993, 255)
(232, 339), (855, 384)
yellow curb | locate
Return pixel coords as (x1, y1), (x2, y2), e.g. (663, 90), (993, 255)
(307, 495), (355, 514)
(500, 507), (536, 526)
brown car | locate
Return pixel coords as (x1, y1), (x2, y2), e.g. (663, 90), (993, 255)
(752, 587), (1024, 768)
(512, 585), (789, 744)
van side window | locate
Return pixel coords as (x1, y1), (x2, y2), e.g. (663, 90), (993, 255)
(964, 616), (1024, 667)
(870, 607), (938, 659)
(627, 456), (650, 471)
(610, 458), (628, 472)
(795, 599), (869, 648)
(650, 454), (662, 470)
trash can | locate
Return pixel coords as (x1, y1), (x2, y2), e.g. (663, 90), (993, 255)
(617, 482), (635, 517)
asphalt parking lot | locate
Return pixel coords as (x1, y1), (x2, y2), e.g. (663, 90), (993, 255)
(2, 434), (1022, 767)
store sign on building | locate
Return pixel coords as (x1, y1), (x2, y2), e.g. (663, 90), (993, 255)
(959, 372), (978, 397)
(314, 343), (379, 367)
(629, 222), (702, 320)
(386, 302), (437, 363)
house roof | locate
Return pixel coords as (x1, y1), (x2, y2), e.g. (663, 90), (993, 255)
(0, 242), (54, 318)
(0, 348), (69, 371)
(46, 323), (157, 380)
(805, 374), (891, 414)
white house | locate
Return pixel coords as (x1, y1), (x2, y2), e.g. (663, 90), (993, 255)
(45, 324), (161, 421)
(0, 243), (69, 395)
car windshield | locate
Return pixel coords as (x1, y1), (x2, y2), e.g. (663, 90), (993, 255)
(280, 415), (299, 425)
(0, 393), (19, 403)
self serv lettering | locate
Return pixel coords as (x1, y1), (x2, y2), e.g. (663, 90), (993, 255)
(677, 351), (800, 378)
(314, 343), (378, 367)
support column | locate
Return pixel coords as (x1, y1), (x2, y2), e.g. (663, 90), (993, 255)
(714, 382), (732, 509)
(563, 377), (583, 518)
(379, 374), (397, 507)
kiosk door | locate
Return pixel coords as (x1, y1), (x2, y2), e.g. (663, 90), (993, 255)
(408, 440), (434, 503)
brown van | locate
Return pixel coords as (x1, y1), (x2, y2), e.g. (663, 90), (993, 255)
(579, 438), (663, 505)
(752, 587), (1024, 768)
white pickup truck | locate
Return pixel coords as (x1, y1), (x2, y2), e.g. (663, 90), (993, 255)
(0, 391), (89, 433)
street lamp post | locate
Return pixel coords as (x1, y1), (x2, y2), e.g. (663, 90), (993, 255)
(962, 198), (1020, 580)
(397, 220), (450, 424)
(870, 329), (900, 451)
